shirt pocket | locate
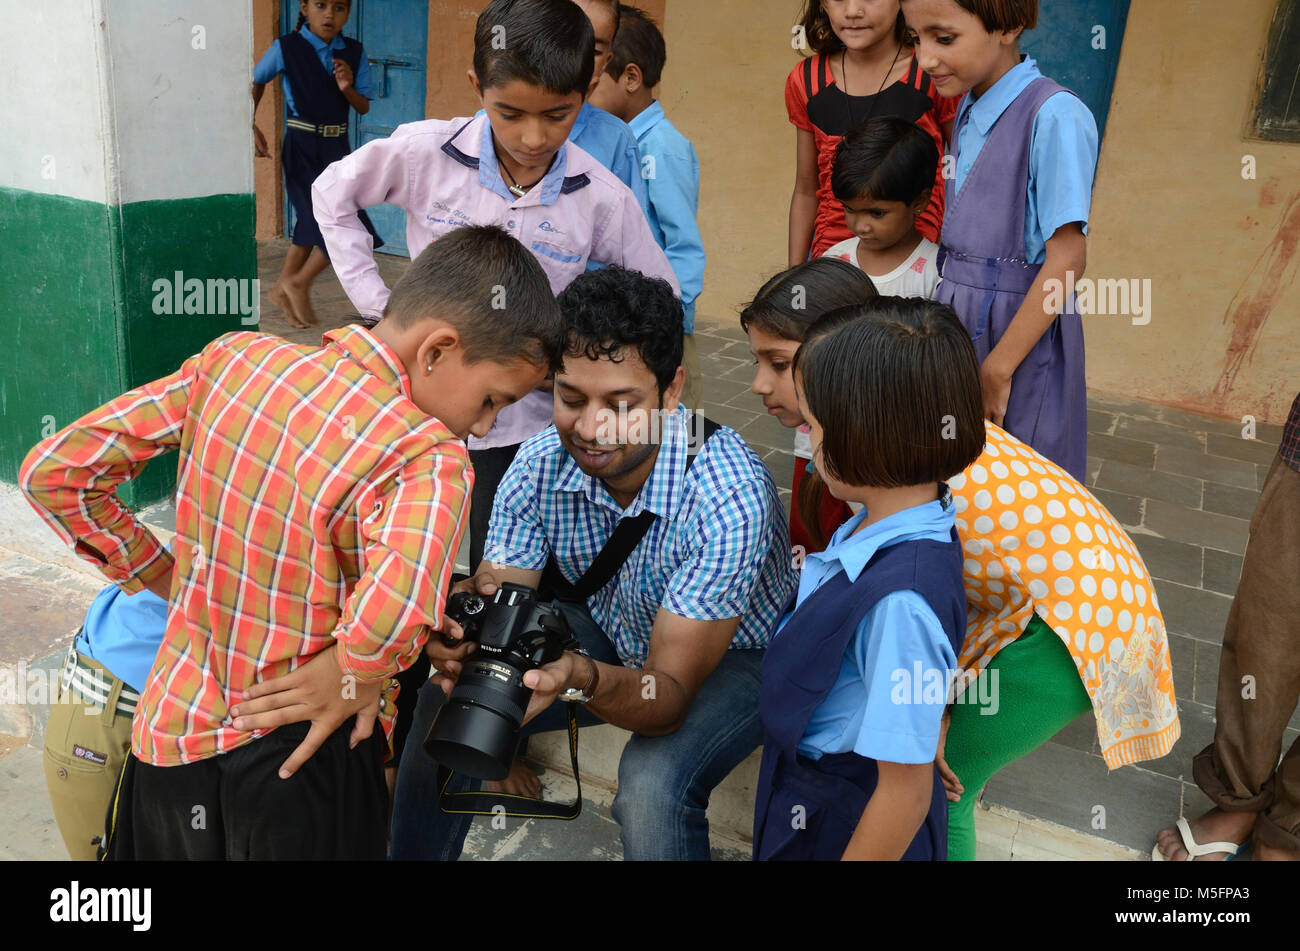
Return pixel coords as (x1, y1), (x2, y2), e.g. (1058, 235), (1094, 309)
(530, 240), (584, 265)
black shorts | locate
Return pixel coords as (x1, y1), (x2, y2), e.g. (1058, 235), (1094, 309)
(103, 716), (386, 861)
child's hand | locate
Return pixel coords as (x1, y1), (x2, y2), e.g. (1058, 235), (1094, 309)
(333, 58), (354, 92)
(253, 123), (270, 158)
(230, 643), (384, 778)
(935, 711), (964, 802)
(979, 354), (1014, 427)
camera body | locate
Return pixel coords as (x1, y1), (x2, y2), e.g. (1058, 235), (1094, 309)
(424, 583), (580, 780)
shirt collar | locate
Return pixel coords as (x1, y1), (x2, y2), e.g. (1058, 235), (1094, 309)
(321, 325), (411, 399)
(553, 405), (694, 519)
(469, 113), (571, 205)
(956, 55), (1041, 136)
(808, 490), (955, 583)
(628, 100), (665, 140)
(299, 23), (346, 52)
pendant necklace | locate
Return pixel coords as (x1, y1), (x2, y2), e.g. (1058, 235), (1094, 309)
(842, 41), (904, 131)
(498, 154), (542, 199)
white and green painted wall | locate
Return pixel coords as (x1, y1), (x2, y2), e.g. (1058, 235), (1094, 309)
(2, 0), (257, 505)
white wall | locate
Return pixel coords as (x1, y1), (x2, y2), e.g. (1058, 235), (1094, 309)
(3, 0), (252, 205)
(104, 0), (253, 203)
(7, 0), (109, 202)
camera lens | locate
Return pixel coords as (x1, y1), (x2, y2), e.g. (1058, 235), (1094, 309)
(424, 657), (532, 780)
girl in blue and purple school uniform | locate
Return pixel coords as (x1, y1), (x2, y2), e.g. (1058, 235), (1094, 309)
(752, 297), (985, 861)
(252, 0), (382, 329)
(903, 0), (1098, 481)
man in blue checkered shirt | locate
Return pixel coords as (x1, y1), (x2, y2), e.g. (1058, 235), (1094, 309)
(392, 267), (798, 861)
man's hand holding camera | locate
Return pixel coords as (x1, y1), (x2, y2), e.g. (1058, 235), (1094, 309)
(424, 567), (595, 725)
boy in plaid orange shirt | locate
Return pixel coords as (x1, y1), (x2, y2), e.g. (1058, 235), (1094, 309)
(20, 225), (565, 860)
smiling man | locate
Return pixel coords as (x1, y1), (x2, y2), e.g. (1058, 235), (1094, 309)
(390, 267), (797, 861)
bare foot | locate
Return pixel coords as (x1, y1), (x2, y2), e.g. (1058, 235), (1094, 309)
(1153, 808), (1255, 861)
(1253, 840), (1300, 861)
(485, 757), (542, 799)
(268, 282), (306, 328)
(283, 281), (318, 328)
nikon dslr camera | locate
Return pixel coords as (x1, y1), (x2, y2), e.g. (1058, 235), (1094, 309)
(423, 583), (579, 780)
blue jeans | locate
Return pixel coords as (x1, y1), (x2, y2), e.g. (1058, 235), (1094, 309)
(389, 601), (764, 861)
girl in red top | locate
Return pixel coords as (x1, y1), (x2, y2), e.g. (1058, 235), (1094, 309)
(786, 0), (957, 264)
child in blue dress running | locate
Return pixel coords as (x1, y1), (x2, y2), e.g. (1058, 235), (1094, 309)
(752, 296), (985, 861)
(252, 0), (382, 328)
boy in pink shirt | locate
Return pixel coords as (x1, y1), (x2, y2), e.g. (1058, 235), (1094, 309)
(312, 0), (678, 570)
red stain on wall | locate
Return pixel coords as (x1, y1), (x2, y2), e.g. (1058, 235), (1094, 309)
(1211, 191), (1300, 410)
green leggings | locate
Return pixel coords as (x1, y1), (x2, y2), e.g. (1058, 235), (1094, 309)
(944, 614), (1093, 860)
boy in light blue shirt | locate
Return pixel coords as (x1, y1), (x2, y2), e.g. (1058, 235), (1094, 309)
(589, 4), (705, 407)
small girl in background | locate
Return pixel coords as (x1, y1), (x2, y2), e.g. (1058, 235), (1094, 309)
(786, 0), (956, 265)
(823, 116), (941, 297)
(752, 298), (985, 860)
(903, 0), (1098, 480)
(252, 0), (383, 328)
(742, 258), (876, 552)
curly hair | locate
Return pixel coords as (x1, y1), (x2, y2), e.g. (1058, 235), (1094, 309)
(556, 266), (684, 396)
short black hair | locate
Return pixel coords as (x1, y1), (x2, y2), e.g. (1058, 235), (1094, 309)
(740, 257), (877, 341)
(831, 116), (939, 206)
(946, 0), (1037, 32)
(556, 266), (683, 396)
(605, 5), (665, 88)
(473, 0), (594, 98)
(383, 225), (565, 371)
(794, 297), (985, 488)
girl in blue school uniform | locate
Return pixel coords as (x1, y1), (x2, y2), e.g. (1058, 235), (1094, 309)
(252, 0), (382, 328)
(902, 0), (1098, 482)
(752, 297), (985, 861)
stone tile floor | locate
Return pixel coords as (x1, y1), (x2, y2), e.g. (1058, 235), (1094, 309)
(1, 239), (1292, 860)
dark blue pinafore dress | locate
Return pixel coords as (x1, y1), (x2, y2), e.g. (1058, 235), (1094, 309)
(934, 77), (1086, 480)
(279, 31), (383, 253)
(752, 531), (967, 861)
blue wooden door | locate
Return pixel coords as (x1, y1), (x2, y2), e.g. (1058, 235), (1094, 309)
(281, 0), (427, 257)
(348, 0), (428, 256)
(1021, 0), (1130, 140)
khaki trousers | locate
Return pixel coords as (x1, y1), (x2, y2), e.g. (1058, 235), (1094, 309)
(43, 646), (135, 860)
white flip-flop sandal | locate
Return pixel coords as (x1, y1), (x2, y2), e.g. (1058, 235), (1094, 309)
(1151, 816), (1240, 861)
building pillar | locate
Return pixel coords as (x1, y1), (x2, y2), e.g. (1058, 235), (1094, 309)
(2, 0), (257, 506)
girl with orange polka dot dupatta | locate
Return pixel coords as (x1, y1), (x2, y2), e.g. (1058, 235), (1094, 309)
(743, 260), (1180, 860)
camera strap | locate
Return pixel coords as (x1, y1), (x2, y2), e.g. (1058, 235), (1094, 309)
(436, 416), (721, 822)
(435, 703), (584, 820)
(541, 416), (721, 604)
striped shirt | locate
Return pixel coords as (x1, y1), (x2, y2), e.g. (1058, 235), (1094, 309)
(483, 408), (797, 666)
(20, 326), (471, 765)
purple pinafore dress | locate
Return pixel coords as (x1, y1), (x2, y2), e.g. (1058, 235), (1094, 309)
(934, 77), (1087, 481)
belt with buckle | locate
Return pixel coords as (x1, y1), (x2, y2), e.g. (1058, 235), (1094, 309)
(286, 118), (348, 137)
(61, 637), (139, 718)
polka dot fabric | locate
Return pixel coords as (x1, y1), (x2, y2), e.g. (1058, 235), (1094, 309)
(950, 424), (1181, 769)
